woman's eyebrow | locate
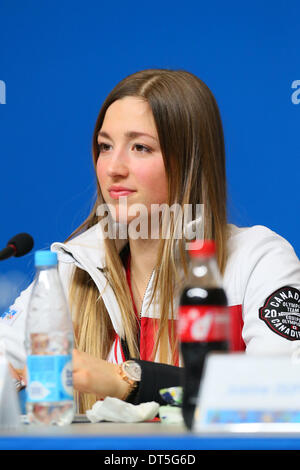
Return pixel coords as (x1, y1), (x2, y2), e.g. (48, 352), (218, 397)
(97, 130), (157, 142)
(125, 131), (157, 142)
(97, 131), (110, 140)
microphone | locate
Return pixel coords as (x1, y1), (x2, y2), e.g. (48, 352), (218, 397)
(0, 233), (34, 261)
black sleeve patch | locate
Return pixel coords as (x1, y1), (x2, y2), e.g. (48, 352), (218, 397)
(259, 286), (300, 341)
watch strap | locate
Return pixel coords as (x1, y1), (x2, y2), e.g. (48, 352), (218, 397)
(118, 364), (138, 401)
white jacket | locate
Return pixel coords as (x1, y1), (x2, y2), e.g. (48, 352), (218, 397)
(1, 223), (300, 369)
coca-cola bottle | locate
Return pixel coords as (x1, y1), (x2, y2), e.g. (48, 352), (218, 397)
(178, 240), (229, 430)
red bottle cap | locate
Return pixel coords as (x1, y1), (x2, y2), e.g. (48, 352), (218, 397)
(187, 239), (216, 258)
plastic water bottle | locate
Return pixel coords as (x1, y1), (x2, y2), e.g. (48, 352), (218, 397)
(25, 250), (74, 425)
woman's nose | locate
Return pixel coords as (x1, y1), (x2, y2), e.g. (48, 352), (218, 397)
(106, 152), (129, 178)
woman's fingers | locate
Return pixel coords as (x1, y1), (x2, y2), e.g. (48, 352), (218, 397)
(72, 349), (123, 398)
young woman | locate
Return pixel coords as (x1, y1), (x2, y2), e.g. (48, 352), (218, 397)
(2, 69), (300, 413)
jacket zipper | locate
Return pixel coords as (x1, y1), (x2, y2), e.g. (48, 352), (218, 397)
(139, 269), (155, 318)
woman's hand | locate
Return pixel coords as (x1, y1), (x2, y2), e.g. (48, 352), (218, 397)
(72, 349), (130, 400)
(8, 364), (27, 386)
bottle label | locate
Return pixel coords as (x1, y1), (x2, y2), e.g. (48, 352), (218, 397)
(178, 305), (229, 342)
(26, 355), (73, 403)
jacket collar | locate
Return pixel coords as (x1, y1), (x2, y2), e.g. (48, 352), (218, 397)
(51, 216), (203, 270)
(51, 222), (127, 270)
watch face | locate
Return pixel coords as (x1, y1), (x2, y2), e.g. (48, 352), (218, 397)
(123, 360), (142, 382)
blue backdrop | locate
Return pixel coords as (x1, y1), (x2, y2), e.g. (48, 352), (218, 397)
(0, 0), (299, 312)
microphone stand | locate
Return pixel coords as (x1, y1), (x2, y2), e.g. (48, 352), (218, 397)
(0, 245), (17, 261)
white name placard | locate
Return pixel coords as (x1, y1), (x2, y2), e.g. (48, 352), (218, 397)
(194, 353), (300, 431)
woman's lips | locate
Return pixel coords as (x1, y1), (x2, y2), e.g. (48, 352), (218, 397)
(109, 189), (136, 199)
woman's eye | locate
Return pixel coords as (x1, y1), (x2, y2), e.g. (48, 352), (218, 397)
(134, 144), (151, 153)
(98, 143), (111, 153)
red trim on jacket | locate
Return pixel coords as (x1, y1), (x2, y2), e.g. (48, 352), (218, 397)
(116, 250), (246, 362)
(229, 304), (245, 351)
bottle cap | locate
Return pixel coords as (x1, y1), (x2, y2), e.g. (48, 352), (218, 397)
(34, 250), (58, 267)
(187, 240), (216, 258)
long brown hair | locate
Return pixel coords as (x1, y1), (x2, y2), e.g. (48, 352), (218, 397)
(67, 69), (228, 411)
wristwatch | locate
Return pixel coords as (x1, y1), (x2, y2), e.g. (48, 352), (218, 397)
(118, 360), (141, 400)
